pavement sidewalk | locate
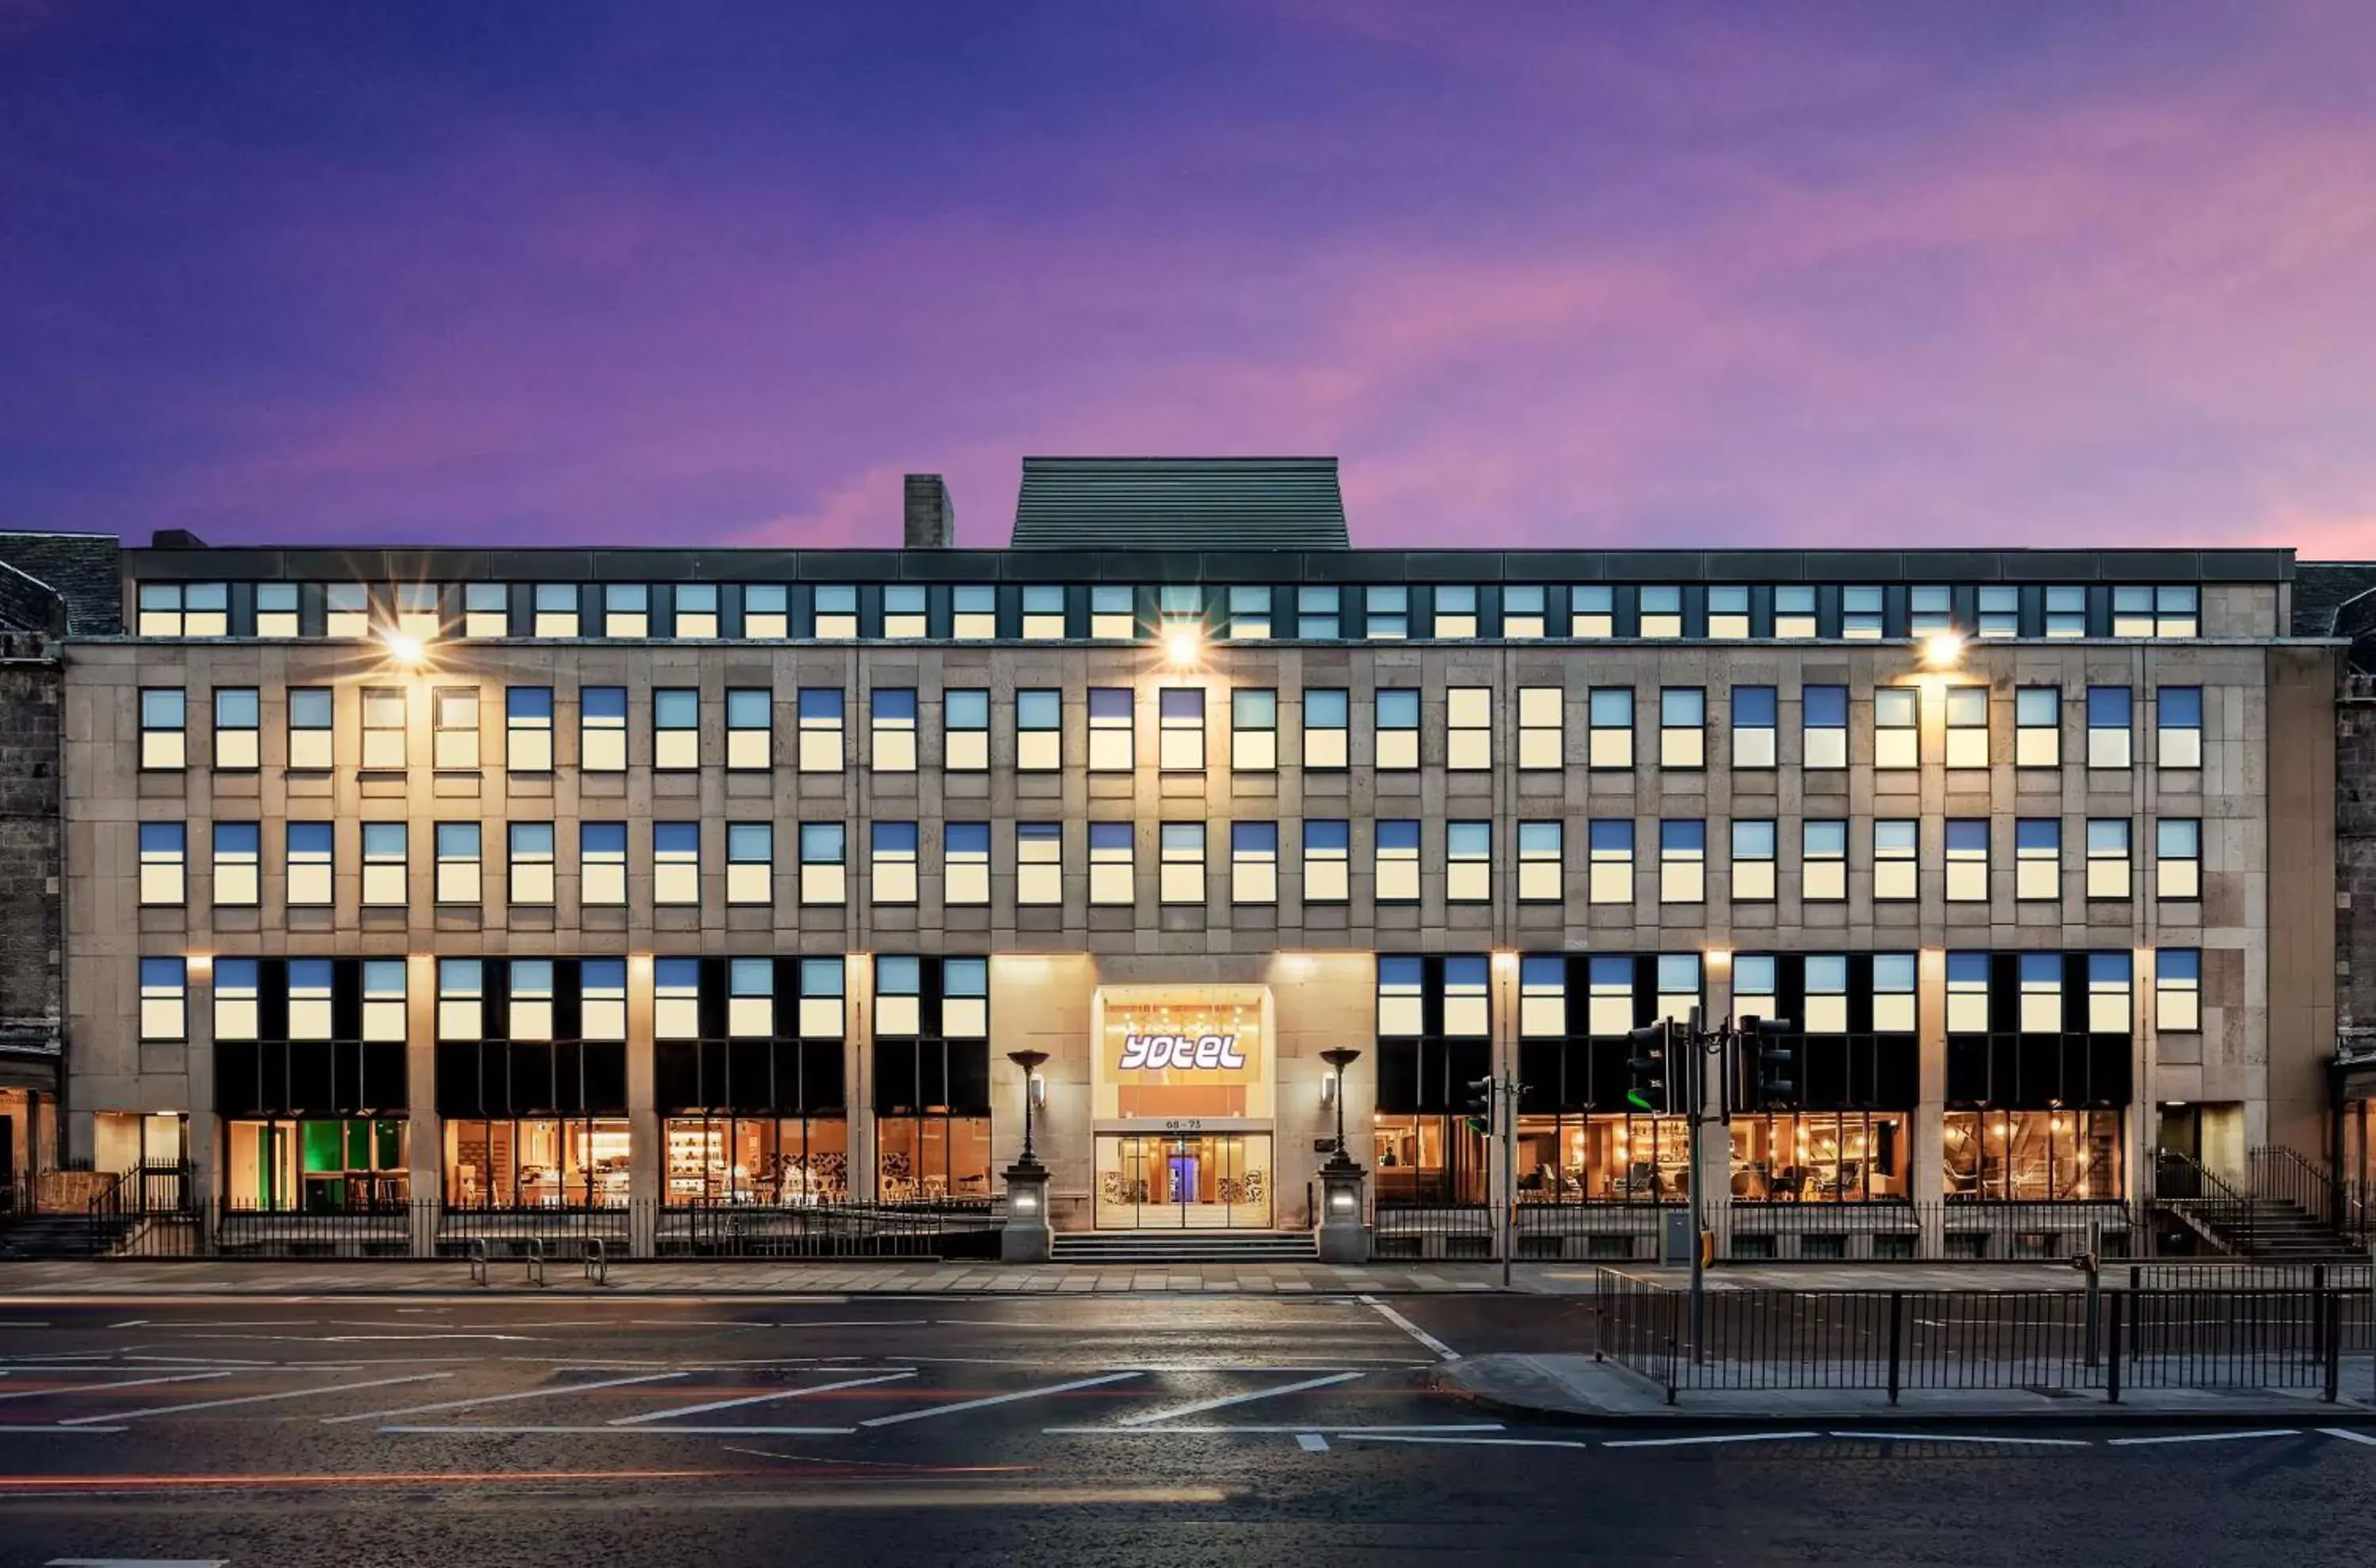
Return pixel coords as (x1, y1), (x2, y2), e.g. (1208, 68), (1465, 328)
(1433, 1351), (2376, 1427)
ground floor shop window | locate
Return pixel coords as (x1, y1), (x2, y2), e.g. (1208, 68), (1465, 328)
(444, 1117), (631, 1208)
(875, 1115), (992, 1205)
(1514, 1115), (1689, 1203)
(1730, 1113), (1907, 1202)
(1944, 1109), (2123, 1201)
(663, 1117), (849, 1206)
(1374, 1113), (1489, 1205)
(225, 1118), (407, 1212)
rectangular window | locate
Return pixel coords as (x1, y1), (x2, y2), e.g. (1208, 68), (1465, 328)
(1659, 687), (1704, 768)
(1977, 585), (2020, 639)
(1231, 688), (1277, 771)
(580, 687), (626, 772)
(214, 958), (258, 1041)
(1446, 820), (1491, 904)
(744, 584), (790, 639)
(728, 821), (775, 906)
(146, 581), (227, 637)
(1087, 687), (1134, 772)
(1773, 585), (1816, 638)
(1588, 687), (1634, 768)
(1159, 822), (1205, 904)
(357, 957), (407, 1041)
(2157, 818), (2201, 900)
(1159, 584), (1202, 634)
(1225, 584), (1271, 641)
(1089, 584), (1134, 640)
(1731, 685), (1776, 768)
(1803, 684), (1848, 767)
(798, 689), (844, 773)
(1586, 956), (1632, 1036)
(1019, 585), (1066, 641)
(1017, 822), (1063, 906)
(356, 687), (406, 769)
(945, 822), (990, 906)
(581, 823), (626, 907)
(362, 822), (407, 906)
(432, 687), (480, 769)
(1016, 689), (1061, 771)
(716, 957), (769, 1038)
(1654, 953), (1701, 1025)
(1873, 819), (1917, 901)
(436, 959), (484, 1041)
(950, 584), (996, 640)
(1503, 584), (1547, 639)
(1659, 819), (1704, 904)
(725, 688), (773, 771)
(1432, 585), (1479, 638)
(1516, 687), (1562, 769)
(2112, 585), (2156, 639)
(1731, 819), (1776, 902)
(138, 821), (185, 905)
(2087, 686), (2132, 767)
(386, 583), (437, 641)
(1089, 820), (1134, 906)
(1159, 688), (1205, 771)
(140, 688), (186, 770)
(1945, 819), (1990, 902)
(653, 688), (700, 771)
(1638, 584), (1682, 638)
(1944, 685), (1989, 767)
(2155, 585), (2199, 638)
(1803, 819), (1846, 902)
(882, 584), (927, 639)
(211, 687), (260, 770)
(2046, 585), (2088, 639)
(1874, 687), (1919, 769)
(2087, 819), (2132, 899)
(212, 821), (259, 906)
(508, 821), (554, 905)
(1232, 821), (1279, 904)
(2017, 819), (2061, 900)
(325, 583), (371, 640)
(944, 688), (990, 771)
(505, 687), (554, 771)
(604, 583), (649, 639)
(252, 581), (299, 638)
(1366, 585), (1409, 639)
(1732, 954), (1776, 1028)
(1446, 955), (1492, 1036)
(286, 822), (333, 906)
(1570, 584), (1613, 638)
(799, 957), (848, 1038)
(1910, 586), (1954, 637)
(1304, 819), (1350, 903)
(798, 823), (845, 905)
(2089, 952), (2132, 1033)
(436, 821), (482, 904)
(1841, 586), (1884, 640)
(1377, 956), (1426, 1037)
(1588, 820), (1634, 904)
(2157, 687), (2203, 768)
(1304, 688), (1349, 769)
(1376, 819), (1420, 904)
(1447, 687), (1492, 770)
(1708, 584), (1750, 638)
(652, 959), (698, 1042)
(1375, 688), (1419, 771)
(1295, 584), (1341, 639)
(1803, 955), (1849, 1033)
(1517, 820), (1562, 903)
(2157, 950), (2201, 1032)
(531, 583), (578, 637)
(459, 582), (508, 639)
(872, 821), (918, 905)
(140, 957), (186, 1041)
(1519, 956), (1566, 1037)
(2016, 687), (2062, 767)
(672, 584), (718, 640)
(871, 687), (918, 773)
(813, 584), (859, 639)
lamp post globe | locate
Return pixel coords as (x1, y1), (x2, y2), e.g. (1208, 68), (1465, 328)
(1319, 1047), (1361, 1168)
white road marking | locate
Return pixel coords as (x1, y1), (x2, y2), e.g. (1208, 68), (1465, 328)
(106, 1319), (150, 1329)
(320, 1371), (687, 1425)
(1357, 1296), (1457, 1360)
(763, 1320), (934, 1330)
(611, 1370), (919, 1425)
(62, 1372), (451, 1425)
(1825, 1431), (2092, 1447)
(1297, 1433), (1330, 1452)
(48, 1558), (227, 1566)
(1118, 1372), (1365, 1426)
(0, 1425), (125, 1433)
(861, 1371), (1144, 1427)
(2317, 1427), (2376, 1446)
(2107, 1429), (2302, 1446)
(380, 1424), (855, 1436)
(1603, 1431), (1822, 1448)
(1045, 1423), (1506, 1435)
(0, 1372), (232, 1402)
(1338, 1433), (1593, 1449)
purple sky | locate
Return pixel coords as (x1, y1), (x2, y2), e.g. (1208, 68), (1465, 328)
(4, 2), (2373, 555)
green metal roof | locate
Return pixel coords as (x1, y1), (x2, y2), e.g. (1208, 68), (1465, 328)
(1011, 457), (1349, 550)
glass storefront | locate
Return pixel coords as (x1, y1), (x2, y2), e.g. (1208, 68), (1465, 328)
(1730, 1113), (1908, 1202)
(1373, 1113), (1489, 1205)
(1514, 1115), (1690, 1203)
(444, 1117), (631, 1208)
(225, 1118), (408, 1212)
(664, 1117), (849, 1205)
(1944, 1109), (2123, 1201)
(1095, 1134), (1271, 1228)
(875, 1115), (992, 1205)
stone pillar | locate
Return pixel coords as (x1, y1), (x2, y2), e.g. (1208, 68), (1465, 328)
(1000, 1160), (1052, 1262)
(1316, 1157), (1369, 1263)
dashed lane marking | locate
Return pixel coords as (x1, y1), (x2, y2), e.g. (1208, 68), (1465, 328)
(48, 1558), (227, 1566)
(1044, 1424), (1506, 1436)
(1825, 1431), (2092, 1447)
(1337, 1433), (1592, 1450)
(1357, 1296), (1457, 1360)
(320, 1371), (687, 1425)
(1297, 1433), (1330, 1452)
(1603, 1431), (1822, 1448)
(609, 1370), (920, 1425)
(61, 1372), (452, 1426)
(2317, 1428), (2376, 1446)
(1116, 1372), (1365, 1426)
(860, 1371), (1144, 1428)
(381, 1424), (856, 1437)
(2107, 1429), (2301, 1447)
(0, 1372), (233, 1402)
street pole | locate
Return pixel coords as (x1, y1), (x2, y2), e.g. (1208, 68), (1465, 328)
(1686, 1007), (1706, 1365)
(1502, 1069), (1519, 1289)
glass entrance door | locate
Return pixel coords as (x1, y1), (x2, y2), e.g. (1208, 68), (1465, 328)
(1095, 1134), (1272, 1229)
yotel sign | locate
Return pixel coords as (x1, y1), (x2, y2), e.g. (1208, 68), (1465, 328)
(1118, 1033), (1247, 1072)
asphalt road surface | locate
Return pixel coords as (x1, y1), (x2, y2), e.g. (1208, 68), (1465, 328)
(0, 1292), (2370, 1566)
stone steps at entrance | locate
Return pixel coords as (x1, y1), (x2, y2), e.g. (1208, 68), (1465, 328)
(1052, 1230), (1319, 1264)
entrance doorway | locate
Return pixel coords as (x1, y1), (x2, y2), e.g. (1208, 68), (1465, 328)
(1095, 1133), (1272, 1229)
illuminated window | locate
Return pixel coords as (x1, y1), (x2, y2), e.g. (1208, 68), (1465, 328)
(871, 688), (917, 773)
(1977, 585), (2020, 639)
(2157, 949), (2201, 1032)
(798, 688), (844, 773)
(1910, 586), (1954, 637)
(875, 957), (921, 1036)
(1503, 585), (1547, 639)
(1841, 587), (1884, 640)
(2154, 585), (2198, 637)
(1732, 954), (1775, 1027)
(362, 823), (407, 905)
(139, 957), (186, 1041)
(1803, 685), (1847, 768)
(1943, 951), (1982, 1032)
(1378, 956), (1426, 1037)
(1022, 585), (1067, 641)
(1088, 821), (1133, 906)
(1654, 953), (1700, 1025)
(873, 822), (918, 905)
(214, 958), (258, 1041)
(798, 823), (845, 905)
(325, 583), (371, 639)
(454, 583), (505, 641)
(945, 688), (990, 771)
(1087, 687), (1133, 772)
(211, 821), (258, 906)
(728, 959), (771, 1039)
(1803, 955), (1849, 1033)
(2086, 686), (2131, 767)
(581, 823), (626, 907)
(508, 821), (554, 905)
(1224, 585), (1270, 641)
(951, 585), (996, 640)
(432, 687), (481, 770)
(358, 958), (406, 1041)
(1366, 585), (1409, 638)
(1445, 956), (1491, 1036)
(1159, 688), (1204, 771)
(213, 687), (259, 770)
(286, 823), (333, 907)
(1376, 819), (1420, 904)
(653, 959), (699, 1041)
(1159, 822), (1205, 904)
(143, 581), (227, 637)
(1773, 586), (1816, 639)
(2112, 586), (2155, 638)
(2016, 687), (2061, 767)
(1659, 819), (1704, 904)
(1588, 687), (1634, 768)
(435, 821), (481, 904)
(1570, 584), (1613, 638)
(2086, 819), (2131, 899)
(1433, 585), (1479, 638)
(1517, 820), (1562, 903)
(653, 688), (699, 771)
(728, 822), (775, 906)
(1089, 584), (1134, 640)
(507, 687), (554, 772)
(1232, 688), (1277, 771)
(882, 584), (927, 639)
(255, 582), (300, 638)
(1587, 956), (1633, 1036)
(2016, 819), (2061, 900)
(801, 957), (847, 1038)
(1874, 687), (1919, 769)
(360, 687), (406, 769)
(1588, 820), (1633, 904)
(580, 687), (626, 772)
(603, 584), (649, 638)
(945, 823), (990, 906)
(1520, 956), (1565, 1036)
(1945, 819), (1989, 902)
(1517, 687), (1561, 769)
(1873, 820), (1917, 902)
(1447, 687), (1492, 770)
(2157, 818), (2200, 900)
(725, 688), (772, 771)
(1016, 822), (1063, 906)
(673, 584), (718, 639)
(1944, 685), (1989, 767)
(653, 821), (701, 906)
(1731, 685), (1776, 768)
(1304, 688), (1349, 768)
(1296, 585), (1341, 638)
(1639, 585), (1682, 638)
(531, 583), (578, 637)
(1232, 821), (1279, 904)
(1803, 819), (1846, 902)
(744, 584), (789, 639)
(1731, 820), (1776, 902)
(140, 687), (186, 770)
(2089, 952), (2132, 1033)
(1659, 687), (1704, 768)
(1016, 689), (1062, 771)
(1375, 687), (1419, 770)
(138, 822), (185, 905)
(2157, 687), (2202, 768)
(1304, 819), (1350, 903)
(1446, 820), (1491, 904)
(813, 584), (859, 639)
(2045, 585), (2087, 638)
(1708, 585), (1750, 638)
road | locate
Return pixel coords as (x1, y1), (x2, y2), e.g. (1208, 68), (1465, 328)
(0, 1291), (2369, 1566)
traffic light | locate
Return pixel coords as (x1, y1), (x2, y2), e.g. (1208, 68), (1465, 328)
(1742, 1014), (1798, 1108)
(1625, 1021), (1671, 1113)
(1462, 1075), (1495, 1136)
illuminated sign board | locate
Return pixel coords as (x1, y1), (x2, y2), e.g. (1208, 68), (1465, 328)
(1118, 1033), (1247, 1072)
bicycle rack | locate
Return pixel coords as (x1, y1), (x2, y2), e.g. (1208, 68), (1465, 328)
(524, 1235), (546, 1287)
(466, 1235), (490, 1287)
(583, 1236), (608, 1285)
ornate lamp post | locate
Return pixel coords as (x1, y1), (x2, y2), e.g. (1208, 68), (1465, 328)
(1314, 1047), (1369, 1262)
(1319, 1047), (1361, 1167)
(1000, 1049), (1053, 1264)
(1007, 1049), (1049, 1169)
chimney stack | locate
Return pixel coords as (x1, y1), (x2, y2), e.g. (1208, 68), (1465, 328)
(903, 474), (955, 549)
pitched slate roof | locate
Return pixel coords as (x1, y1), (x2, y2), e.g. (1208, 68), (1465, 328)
(0, 531), (123, 635)
(1011, 457), (1349, 550)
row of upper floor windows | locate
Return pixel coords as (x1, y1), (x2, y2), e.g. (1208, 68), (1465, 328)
(133, 809), (2214, 914)
(130, 679), (2214, 775)
(130, 580), (2214, 645)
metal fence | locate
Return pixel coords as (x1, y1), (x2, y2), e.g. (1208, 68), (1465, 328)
(663, 1200), (1001, 1260)
(1375, 1200), (2148, 1264)
(1372, 1204), (1500, 1261)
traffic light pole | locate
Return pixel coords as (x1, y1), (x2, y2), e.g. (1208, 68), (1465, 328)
(1501, 1069), (1519, 1289)
(1685, 1009), (1708, 1362)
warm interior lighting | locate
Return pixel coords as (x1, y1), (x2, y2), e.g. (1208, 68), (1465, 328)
(1921, 632), (1966, 669)
(1163, 624), (1202, 668)
(383, 630), (428, 667)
